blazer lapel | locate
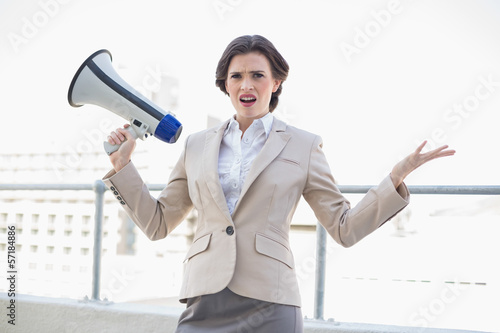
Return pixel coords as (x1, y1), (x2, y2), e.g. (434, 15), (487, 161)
(203, 119), (233, 223)
(233, 118), (291, 214)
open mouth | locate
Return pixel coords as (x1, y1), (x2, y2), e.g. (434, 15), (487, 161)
(239, 94), (257, 106)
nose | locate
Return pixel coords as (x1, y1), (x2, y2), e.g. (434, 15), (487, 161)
(240, 76), (253, 91)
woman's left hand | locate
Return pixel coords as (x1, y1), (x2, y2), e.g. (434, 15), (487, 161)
(391, 141), (456, 188)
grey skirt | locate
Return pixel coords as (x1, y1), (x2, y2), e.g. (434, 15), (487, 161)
(175, 288), (303, 332)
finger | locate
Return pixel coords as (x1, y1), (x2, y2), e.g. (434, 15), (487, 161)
(117, 127), (135, 141)
(114, 128), (126, 142)
(432, 144), (449, 153)
(435, 148), (456, 158)
(427, 145), (454, 158)
(108, 132), (121, 145)
(415, 140), (428, 154)
(423, 147), (456, 163)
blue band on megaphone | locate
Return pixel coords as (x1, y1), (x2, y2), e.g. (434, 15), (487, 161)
(154, 114), (183, 143)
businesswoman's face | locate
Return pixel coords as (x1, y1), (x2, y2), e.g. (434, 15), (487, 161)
(225, 52), (282, 123)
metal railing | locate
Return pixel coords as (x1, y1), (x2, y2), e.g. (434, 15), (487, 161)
(1, 182), (499, 320)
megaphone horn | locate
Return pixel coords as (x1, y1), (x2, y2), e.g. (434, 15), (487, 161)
(67, 49), (183, 155)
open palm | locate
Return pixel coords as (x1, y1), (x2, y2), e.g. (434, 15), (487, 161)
(391, 141), (456, 188)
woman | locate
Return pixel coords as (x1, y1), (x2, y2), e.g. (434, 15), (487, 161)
(103, 35), (455, 332)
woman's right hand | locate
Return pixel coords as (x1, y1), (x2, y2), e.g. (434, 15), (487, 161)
(107, 124), (137, 172)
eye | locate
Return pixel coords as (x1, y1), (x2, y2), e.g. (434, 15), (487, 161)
(230, 74), (241, 79)
(253, 73), (264, 78)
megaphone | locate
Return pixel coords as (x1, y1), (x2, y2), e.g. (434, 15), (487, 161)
(67, 49), (183, 155)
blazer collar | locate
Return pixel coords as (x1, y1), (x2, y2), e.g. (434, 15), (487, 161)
(203, 119), (233, 222)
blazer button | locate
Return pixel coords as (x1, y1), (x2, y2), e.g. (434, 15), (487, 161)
(110, 186), (116, 191)
(226, 226), (234, 236)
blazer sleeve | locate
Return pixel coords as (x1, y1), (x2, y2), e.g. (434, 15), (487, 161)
(302, 136), (410, 247)
(102, 141), (193, 241)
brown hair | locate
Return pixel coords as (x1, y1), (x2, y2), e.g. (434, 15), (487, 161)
(215, 35), (289, 112)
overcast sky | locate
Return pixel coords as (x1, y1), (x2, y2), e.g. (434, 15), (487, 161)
(1, 0), (499, 186)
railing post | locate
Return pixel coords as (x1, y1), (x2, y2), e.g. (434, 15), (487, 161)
(92, 180), (106, 301)
(314, 221), (327, 320)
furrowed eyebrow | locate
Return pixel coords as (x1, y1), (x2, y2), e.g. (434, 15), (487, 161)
(229, 70), (266, 75)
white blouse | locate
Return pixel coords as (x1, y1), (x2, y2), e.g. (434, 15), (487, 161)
(218, 113), (274, 215)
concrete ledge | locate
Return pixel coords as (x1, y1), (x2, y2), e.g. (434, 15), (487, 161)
(302, 319), (487, 333)
(0, 293), (489, 333)
(1, 293), (183, 333)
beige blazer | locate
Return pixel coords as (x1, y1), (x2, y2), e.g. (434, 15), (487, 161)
(102, 117), (409, 307)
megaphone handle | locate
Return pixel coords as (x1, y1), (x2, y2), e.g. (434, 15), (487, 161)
(103, 126), (139, 156)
